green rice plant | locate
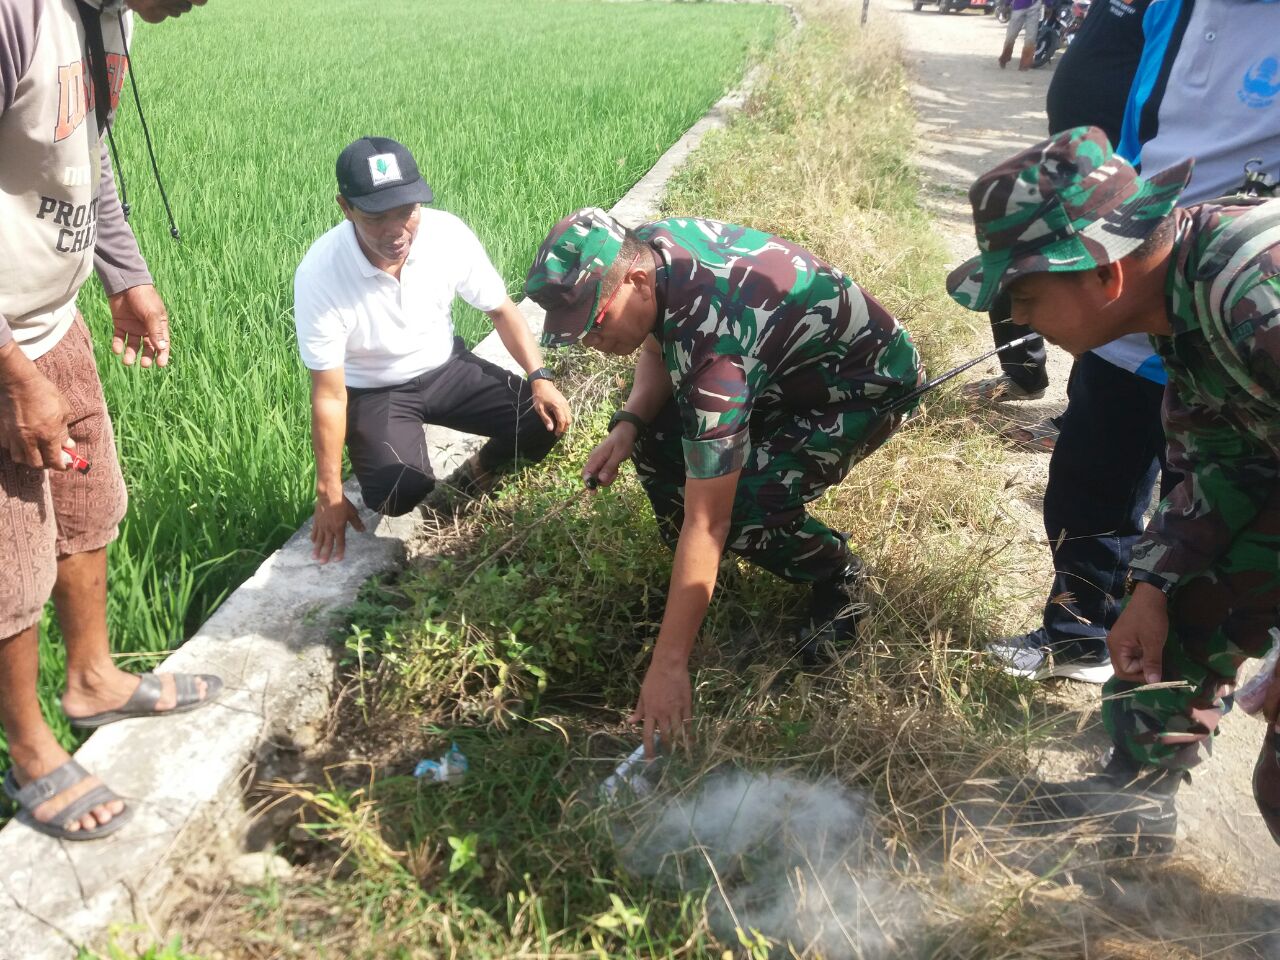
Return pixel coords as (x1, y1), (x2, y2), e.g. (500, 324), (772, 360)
(4, 0), (783, 772)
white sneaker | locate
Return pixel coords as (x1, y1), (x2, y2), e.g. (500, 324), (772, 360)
(987, 632), (1114, 684)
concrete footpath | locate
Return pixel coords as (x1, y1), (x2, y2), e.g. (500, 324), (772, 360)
(0, 37), (782, 960)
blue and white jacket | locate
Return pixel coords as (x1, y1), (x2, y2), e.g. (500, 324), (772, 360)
(1094, 0), (1280, 383)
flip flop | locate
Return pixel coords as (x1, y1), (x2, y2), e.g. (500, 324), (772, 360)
(1001, 418), (1059, 453)
(3, 760), (133, 841)
(962, 374), (1047, 402)
(65, 672), (223, 729)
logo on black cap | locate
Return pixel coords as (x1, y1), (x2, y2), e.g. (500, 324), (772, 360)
(336, 137), (433, 213)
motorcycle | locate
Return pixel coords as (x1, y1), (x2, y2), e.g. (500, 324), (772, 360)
(1062, 0), (1091, 47)
(1032, 0), (1075, 68)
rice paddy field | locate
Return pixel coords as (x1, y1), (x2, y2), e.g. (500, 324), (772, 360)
(7, 0), (784, 768)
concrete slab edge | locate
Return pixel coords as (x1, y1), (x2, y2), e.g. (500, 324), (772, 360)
(0, 8), (796, 957)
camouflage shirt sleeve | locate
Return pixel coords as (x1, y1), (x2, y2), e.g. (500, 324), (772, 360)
(1131, 277), (1280, 585)
(677, 352), (752, 480)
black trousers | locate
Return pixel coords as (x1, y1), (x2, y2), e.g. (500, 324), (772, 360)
(345, 338), (558, 516)
(988, 289), (1049, 393)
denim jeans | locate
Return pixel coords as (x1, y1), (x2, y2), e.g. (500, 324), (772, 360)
(1038, 351), (1180, 660)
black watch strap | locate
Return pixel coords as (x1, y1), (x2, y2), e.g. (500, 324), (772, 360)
(527, 367), (554, 384)
(1126, 569), (1175, 597)
(608, 410), (648, 433)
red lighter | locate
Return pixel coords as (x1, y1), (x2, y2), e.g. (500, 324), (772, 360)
(63, 447), (91, 474)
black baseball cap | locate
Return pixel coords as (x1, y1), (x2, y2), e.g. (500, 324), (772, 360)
(335, 137), (434, 213)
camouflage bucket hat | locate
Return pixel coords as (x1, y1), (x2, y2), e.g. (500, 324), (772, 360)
(946, 126), (1194, 312)
(525, 208), (628, 348)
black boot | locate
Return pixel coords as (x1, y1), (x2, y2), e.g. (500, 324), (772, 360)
(795, 559), (868, 667)
(1012, 749), (1185, 857)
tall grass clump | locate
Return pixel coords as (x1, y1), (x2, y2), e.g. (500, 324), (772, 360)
(5, 0), (784, 771)
(103, 5), (1280, 960)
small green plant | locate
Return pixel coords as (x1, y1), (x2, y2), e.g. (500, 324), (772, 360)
(446, 832), (482, 880)
(78, 932), (204, 960)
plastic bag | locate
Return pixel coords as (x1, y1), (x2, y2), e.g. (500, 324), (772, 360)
(414, 742), (468, 783)
(1236, 630), (1280, 716)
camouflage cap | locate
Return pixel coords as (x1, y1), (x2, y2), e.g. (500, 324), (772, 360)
(946, 126), (1194, 312)
(526, 208), (628, 348)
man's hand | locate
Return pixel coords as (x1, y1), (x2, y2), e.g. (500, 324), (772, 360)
(1108, 582), (1170, 684)
(108, 284), (170, 368)
(583, 423), (638, 490)
(126, 0), (207, 24)
(0, 344), (75, 471)
(530, 379), (572, 436)
(311, 494), (365, 563)
(630, 654), (692, 758)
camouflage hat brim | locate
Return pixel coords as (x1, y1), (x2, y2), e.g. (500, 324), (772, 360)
(527, 208), (626, 348)
(947, 157), (1194, 312)
(539, 280), (602, 349)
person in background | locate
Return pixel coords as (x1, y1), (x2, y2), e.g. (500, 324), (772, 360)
(526, 208), (923, 756)
(999, 0), (1042, 70)
(970, 0), (1151, 418)
(0, 0), (219, 842)
(294, 137), (571, 564)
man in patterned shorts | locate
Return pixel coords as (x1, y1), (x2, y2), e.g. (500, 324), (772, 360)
(1, 0), (219, 841)
(948, 125), (1280, 854)
(526, 209), (924, 754)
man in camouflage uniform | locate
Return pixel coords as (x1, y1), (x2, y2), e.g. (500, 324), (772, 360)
(526, 208), (923, 753)
(948, 125), (1280, 852)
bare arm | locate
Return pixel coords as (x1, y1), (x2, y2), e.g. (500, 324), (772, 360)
(0, 340), (74, 471)
(632, 469), (739, 756)
(583, 336), (674, 487)
(309, 367), (363, 562)
(487, 298), (572, 435)
(487, 298), (545, 376)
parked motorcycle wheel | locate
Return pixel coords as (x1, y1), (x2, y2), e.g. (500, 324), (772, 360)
(937, 0), (951, 12)
(913, 0), (925, 9)
(1033, 26), (1060, 66)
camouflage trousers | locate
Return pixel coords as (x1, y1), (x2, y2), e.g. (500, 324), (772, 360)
(631, 397), (908, 583)
(1102, 486), (1280, 842)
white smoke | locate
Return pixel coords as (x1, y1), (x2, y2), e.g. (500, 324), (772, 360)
(617, 770), (918, 959)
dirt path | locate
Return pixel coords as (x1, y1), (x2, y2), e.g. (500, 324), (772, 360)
(887, 0), (1280, 900)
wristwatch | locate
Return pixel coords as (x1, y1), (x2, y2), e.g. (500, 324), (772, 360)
(608, 410), (648, 433)
(1125, 568), (1175, 597)
(527, 367), (554, 384)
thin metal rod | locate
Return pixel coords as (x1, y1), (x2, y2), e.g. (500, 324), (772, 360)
(881, 332), (1041, 414)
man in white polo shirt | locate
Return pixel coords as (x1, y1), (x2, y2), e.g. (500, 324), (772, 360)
(295, 137), (571, 563)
